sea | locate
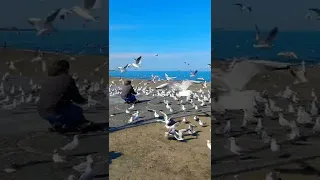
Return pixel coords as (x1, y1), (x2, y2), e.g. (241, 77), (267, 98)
(109, 71), (211, 82)
(212, 31), (320, 64)
(0, 30), (108, 55)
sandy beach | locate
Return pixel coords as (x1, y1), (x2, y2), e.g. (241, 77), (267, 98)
(0, 48), (108, 180)
(212, 59), (320, 179)
(109, 77), (211, 180)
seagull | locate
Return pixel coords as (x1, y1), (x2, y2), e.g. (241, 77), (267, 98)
(207, 140), (211, 150)
(165, 73), (177, 81)
(28, 8), (63, 36)
(190, 70), (198, 77)
(118, 64), (130, 73)
(52, 149), (65, 163)
(253, 24), (278, 48)
(131, 56), (142, 68)
(234, 3), (252, 12)
(73, 155), (93, 172)
(307, 8), (320, 19)
(60, 135), (79, 151)
(79, 162), (94, 180)
(277, 52), (298, 59)
(171, 80), (193, 97)
(71, 0), (101, 22)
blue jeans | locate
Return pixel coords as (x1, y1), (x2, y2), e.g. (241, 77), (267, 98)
(124, 94), (137, 103)
(46, 104), (85, 128)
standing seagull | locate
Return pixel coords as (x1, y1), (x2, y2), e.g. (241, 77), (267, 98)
(131, 56), (142, 68)
(72, 0), (101, 22)
(28, 8), (62, 36)
(253, 24), (278, 48)
(234, 3), (252, 12)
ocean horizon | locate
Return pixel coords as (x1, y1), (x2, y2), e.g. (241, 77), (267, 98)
(213, 31), (320, 64)
(109, 70), (211, 82)
(0, 30), (108, 55)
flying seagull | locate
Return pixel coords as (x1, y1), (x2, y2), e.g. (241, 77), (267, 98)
(71, 0), (101, 22)
(118, 64), (130, 73)
(190, 70), (198, 77)
(28, 8), (63, 36)
(234, 3), (252, 12)
(131, 56), (142, 68)
(253, 24), (278, 48)
(306, 8), (320, 19)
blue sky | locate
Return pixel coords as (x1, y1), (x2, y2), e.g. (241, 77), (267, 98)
(109, 0), (211, 71)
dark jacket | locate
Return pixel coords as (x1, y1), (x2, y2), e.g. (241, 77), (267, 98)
(37, 66), (87, 119)
(121, 82), (136, 99)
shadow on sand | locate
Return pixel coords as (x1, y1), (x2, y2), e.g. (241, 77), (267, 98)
(109, 151), (122, 164)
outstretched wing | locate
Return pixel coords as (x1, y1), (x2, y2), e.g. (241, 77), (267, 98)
(28, 18), (44, 31)
(83, 0), (96, 10)
(135, 56), (142, 64)
(255, 24), (260, 41)
(174, 80), (192, 91)
(46, 8), (62, 23)
(265, 27), (278, 43)
(234, 3), (243, 8)
(123, 64), (130, 69)
(309, 8), (320, 15)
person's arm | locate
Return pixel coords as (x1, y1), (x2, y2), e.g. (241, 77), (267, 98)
(130, 86), (137, 94)
(68, 78), (88, 104)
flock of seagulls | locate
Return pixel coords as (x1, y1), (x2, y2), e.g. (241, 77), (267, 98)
(110, 58), (211, 149)
(212, 59), (320, 179)
(116, 56), (204, 79)
(1, 50), (111, 179)
(28, 0), (101, 36)
(110, 78), (211, 147)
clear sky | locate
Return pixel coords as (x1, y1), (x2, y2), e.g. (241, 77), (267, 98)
(109, 0), (211, 71)
(213, 0), (320, 31)
(0, 0), (107, 29)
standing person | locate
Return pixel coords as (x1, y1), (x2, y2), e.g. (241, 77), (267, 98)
(121, 80), (138, 104)
(37, 59), (91, 133)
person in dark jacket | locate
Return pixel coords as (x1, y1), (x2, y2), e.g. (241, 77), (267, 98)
(38, 59), (89, 132)
(121, 80), (137, 103)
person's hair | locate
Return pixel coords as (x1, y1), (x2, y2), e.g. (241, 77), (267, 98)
(48, 59), (70, 76)
(124, 80), (131, 85)
(56, 60), (69, 72)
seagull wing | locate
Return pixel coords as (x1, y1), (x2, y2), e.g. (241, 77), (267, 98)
(135, 56), (142, 64)
(28, 18), (44, 31)
(179, 80), (193, 91)
(265, 27), (278, 43)
(123, 64), (130, 69)
(255, 24), (260, 41)
(159, 111), (168, 120)
(309, 8), (320, 16)
(83, 0), (97, 10)
(234, 3), (243, 8)
(46, 8), (62, 23)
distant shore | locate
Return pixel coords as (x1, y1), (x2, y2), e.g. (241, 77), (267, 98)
(0, 27), (35, 32)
